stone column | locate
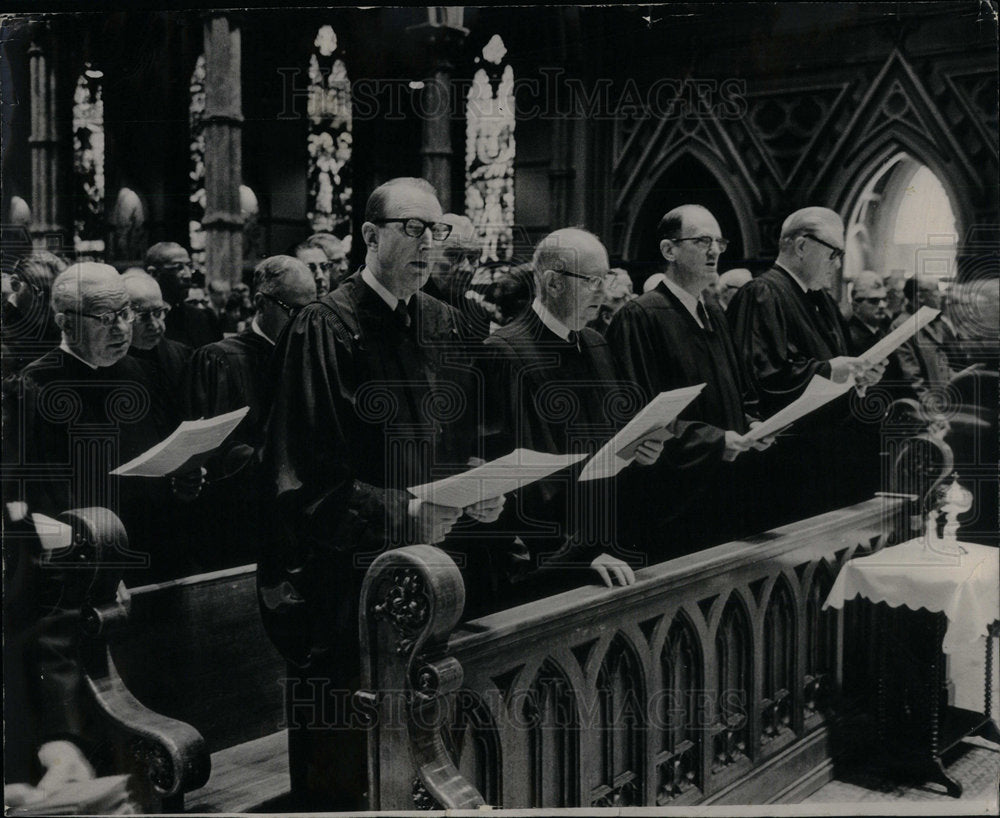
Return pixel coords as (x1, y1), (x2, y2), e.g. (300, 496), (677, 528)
(201, 13), (243, 286)
(409, 20), (468, 211)
(28, 24), (65, 249)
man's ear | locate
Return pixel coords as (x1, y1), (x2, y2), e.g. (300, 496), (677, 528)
(54, 311), (67, 331)
(659, 238), (674, 262)
(361, 222), (378, 249)
(252, 292), (266, 313)
(145, 266), (158, 278)
(543, 269), (563, 297)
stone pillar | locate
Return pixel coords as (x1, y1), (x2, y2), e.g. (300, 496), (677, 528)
(201, 13), (243, 286)
(28, 25), (64, 249)
(409, 21), (468, 211)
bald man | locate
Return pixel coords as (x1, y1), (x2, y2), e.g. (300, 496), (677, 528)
(144, 242), (221, 348)
(481, 228), (664, 589)
(122, 270), (193, 423)
(846, 271), (888, 355)
(728, 207), (888, 513)
(718, 268), (752, 312)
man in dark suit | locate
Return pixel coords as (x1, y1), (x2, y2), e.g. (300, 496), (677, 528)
(728, 207), (888, 512)
(185, 255), (316, 570)
(606, 205), (773, 552)
(144, 242), (222, 349)
(482, 227), (664, 586)
(846, 270), (888, 356)
(258, 178), (504, 811)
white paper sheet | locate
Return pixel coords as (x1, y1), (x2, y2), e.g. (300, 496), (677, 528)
(406, 449), (588, 508)
(858, 305), (941, 363)
(578, 384), (705, 482)
(31, 512), (73, 551)
(110, 406), (250, 477)
(743, 375), (852, 442)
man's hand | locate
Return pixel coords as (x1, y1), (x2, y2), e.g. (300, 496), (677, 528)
(853, 357), (888, 396)
(410, 500), (462, 544)
(633, 437), (665, 466)
(722, 430), (752, 461)
(828, 356), (860, 383)
(170, 466), (207, 502)
(36, 740), (95, 793)
(464, 495), (506, 524)
(746, 420), (777, 451)
(590, 553), (636, 588)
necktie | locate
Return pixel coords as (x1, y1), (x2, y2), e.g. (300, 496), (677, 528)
(696, 300), (713, 332)
(566, 330), (582, 353)
(394, 299), (412, 330)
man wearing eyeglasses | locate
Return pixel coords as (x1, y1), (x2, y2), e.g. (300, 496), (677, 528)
(144, 242), (222, 349)
(846, 270), (888, 356)
(728, 207), (889, 513)
(480, 228), (665, 593)
(1, 251), (65, 376)
(606, 205), (775, 555)
(122, 270), (193, 424)
(258, 178), (505, 811)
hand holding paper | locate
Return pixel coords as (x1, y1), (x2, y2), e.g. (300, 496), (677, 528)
(743, 375), (852, 442)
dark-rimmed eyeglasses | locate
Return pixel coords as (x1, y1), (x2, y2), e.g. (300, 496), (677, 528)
(374, 218), (453, 241)
(672, 236), (730, 252)
(803, 234), (844, 261)
(134, 305), (172, 322)
(304, 261), (333, 275)
(550, 269), (607, 292)
(10, 276), (44, 297)
(853, 296), (887, 305)
(260, 292), (304, 318)
(62, 305), (135, 327)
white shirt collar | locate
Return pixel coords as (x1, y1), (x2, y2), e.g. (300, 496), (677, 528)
(662, 276), (707, 330)
(361, 267), (409, 311)
(250, 317), (274, 346)
(58, 339), (99, 370)
(531, 298), (572, 341)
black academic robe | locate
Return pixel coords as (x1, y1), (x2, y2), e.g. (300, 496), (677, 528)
(183, 329), (275, 570)
(728, 265), (851, 414)
(258, 271), (474, 673)
(164, 301), (222, 349)
(481, 308), (644, 583)
(17, 349), (188, 582)
(846, 314), (885, 357)
(422, 275), (493, 341)
(127, 337), (193, 425)
(888, 312), (955, 402)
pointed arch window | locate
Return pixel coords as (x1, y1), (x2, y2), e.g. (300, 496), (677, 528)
(189, 54), (207, 271)
(465, 34), (515, 263)
(306, 25), (353, 233)
(72, 64), (105, 256)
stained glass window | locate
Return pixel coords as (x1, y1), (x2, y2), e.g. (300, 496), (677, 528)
(307, 25), (353, 233)
(465, 35), (515, 263)
(189, 54), (207, 272)
(72, 64), (105, 257)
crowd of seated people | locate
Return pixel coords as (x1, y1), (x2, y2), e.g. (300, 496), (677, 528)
(2, 179), (997, 811)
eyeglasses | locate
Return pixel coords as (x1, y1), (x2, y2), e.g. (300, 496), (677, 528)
(10, 277), (43, 297)
(672, 236), (730, 252)
(854, 296), (887, 305)
(260, 292), (304, 318)
(159, 261), (193, 273)
(134, 305), (172, 322)
(802, 234), (844, 261)
(62, 305), (135, 327)
(304, 261), (333, 275)
(375, 218), (453, 241)
(550, 269), (607, 291)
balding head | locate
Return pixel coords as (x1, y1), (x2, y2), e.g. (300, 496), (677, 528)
(122, 270), (168, 350)
(52, 263), (132, 367)
(252, 255), (317, 342)
(775, 206), (844, 288)
(718, 268), (752, 310)
(144, 242), (193, 305)
(533, 228), (609, 330)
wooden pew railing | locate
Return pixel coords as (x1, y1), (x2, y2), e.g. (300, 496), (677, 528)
(360, 495), (909, 810)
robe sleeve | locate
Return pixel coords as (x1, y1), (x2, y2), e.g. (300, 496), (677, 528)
(729, 282), (833, 413)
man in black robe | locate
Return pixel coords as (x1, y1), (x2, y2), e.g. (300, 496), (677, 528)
(144, 242), (222, 349)
(481, 228), (664, 593)
(846, 270), (888, 356)
(2, 251), (65, 376)
(258, 178), (504, 811)
(605, 205), (773, 554)
(423, 212), (494, 340)
(728, 207), (887, 512)
(122, 271), (192, 423)
(185, 256), (316, 569)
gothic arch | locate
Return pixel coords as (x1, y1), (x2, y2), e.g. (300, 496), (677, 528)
(620, 145), (759, 263)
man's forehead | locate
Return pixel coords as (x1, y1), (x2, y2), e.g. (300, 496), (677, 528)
(680, 210), (721, 236)
(385, 187), (442, 219)
(83, 284), (129, 307)
(162, 247), (191, 263)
